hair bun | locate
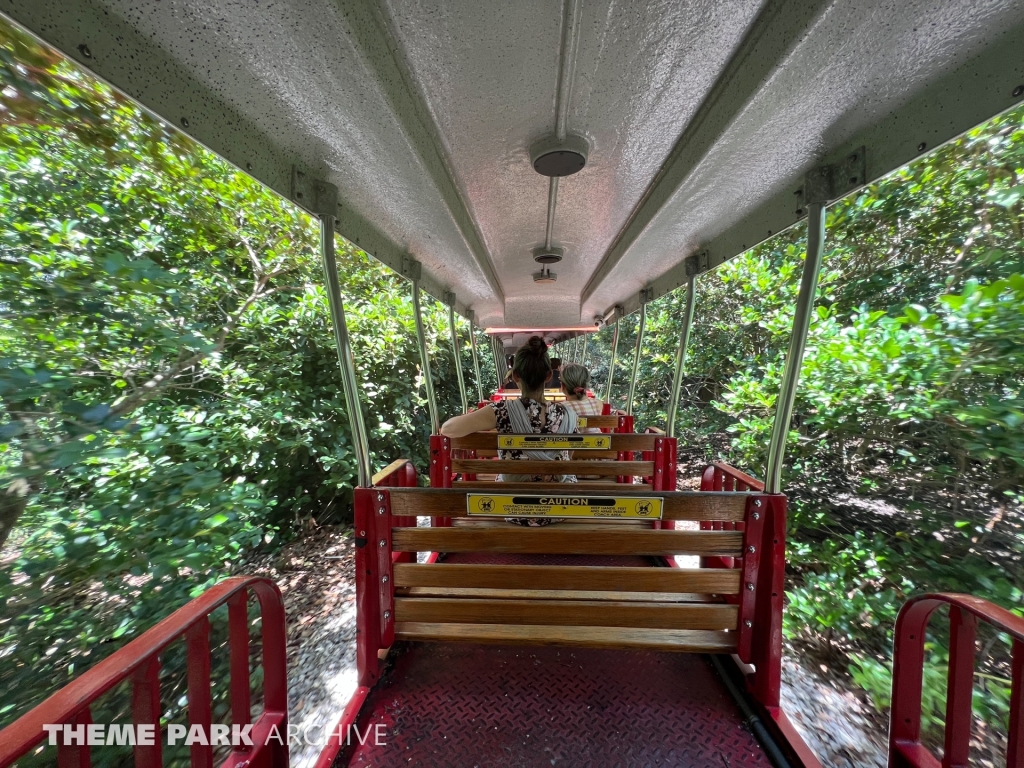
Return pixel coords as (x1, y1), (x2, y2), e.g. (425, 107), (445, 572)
(526, 336), (547, 353)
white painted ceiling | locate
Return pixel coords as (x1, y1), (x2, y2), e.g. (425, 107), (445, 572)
(6, 0), (1024, 331)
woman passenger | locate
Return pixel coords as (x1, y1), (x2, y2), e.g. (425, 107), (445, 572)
(440, 336), (578, 525)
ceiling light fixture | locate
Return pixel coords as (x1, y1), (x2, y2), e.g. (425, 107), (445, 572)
(530, 134), (589, 177)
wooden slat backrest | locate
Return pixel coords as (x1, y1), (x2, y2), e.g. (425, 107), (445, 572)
(393, 563), (741, 593)
(452, 459), (652, 476)
(394, 597), (738, 630)
(392, 527), (744, 556)
(452, 480), (653, 491)
(388, 487), (747, 521)
(450, 432), (655, 451)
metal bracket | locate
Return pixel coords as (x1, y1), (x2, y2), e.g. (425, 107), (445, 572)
(443, 291), (457, 308)
(639, 288), (654, 305)
(400, 255), (423, 281)
(291, 166), (339, 216)
(684, 249), (711, 277)
(804, 147), (866, 204)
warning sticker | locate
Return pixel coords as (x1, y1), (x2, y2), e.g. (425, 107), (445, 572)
(497, 434), (610, 450)
(577, 418), (587, 428)
(467, 494), (662, 519)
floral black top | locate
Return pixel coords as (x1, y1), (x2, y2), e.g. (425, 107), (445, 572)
(491, 397), (577, 479)
(491, 397), (577, 527)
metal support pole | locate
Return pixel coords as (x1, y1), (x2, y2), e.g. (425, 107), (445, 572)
(666, 278), (696, 438)
(491, 337), (504, 389)
(604, 319), (620, 404)
(411, 282), (440, 434)
(319, 215), (372, 488)
(447, 303), (469, 413)
(765, 202), (827, 494)
(469, 323), (484, 403)
(580, 333), (589, 368)
(625, 302), (648, 416)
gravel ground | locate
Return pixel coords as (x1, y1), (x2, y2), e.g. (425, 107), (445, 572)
(248, 526), (359, 768)
(245, 523), (901, 768)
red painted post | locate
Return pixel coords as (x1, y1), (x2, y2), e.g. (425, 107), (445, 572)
(737, 495), (766, 664)
(56, 708), (92, 768)
(227, 592), (251, 733)
(942, 607), (977, 768)
(374, 489), (395, 649)
(1008, 638), (1023, 768)
(615, 415), (633, 483)
(186, 617), (213, 768)
(354, 489), (382, 687)
(132, 659), (163, 768)
(749, 494), (786, 708)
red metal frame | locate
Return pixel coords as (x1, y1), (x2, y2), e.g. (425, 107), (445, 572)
(699, 462), (762, 569)
(0, 577), (288, 768)
(889, 593), (1024, 768)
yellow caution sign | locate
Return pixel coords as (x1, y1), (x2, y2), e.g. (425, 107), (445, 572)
(577, 417), (587, 428)
(497, 434), (610, 450)
(467, 494), (662, 519)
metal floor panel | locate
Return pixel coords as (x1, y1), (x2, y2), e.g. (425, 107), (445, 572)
(340, 642), (771, 767)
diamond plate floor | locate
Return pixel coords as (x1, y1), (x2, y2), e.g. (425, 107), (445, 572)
(339, 643), (772, 767)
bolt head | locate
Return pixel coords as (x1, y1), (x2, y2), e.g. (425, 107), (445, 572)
(359, 530), (366, 536)
(752, 512), (760, 520)
(379, 539), (386, 548)
(1014, 85), (1024, 98)
(748, 545), (756, 553)
(744, 620), (753, 628)
(383, 611), (391, 620)
(377, 492), (384, 501)
(382, 575), (389, 583)
(753, 499), (762, 507)
(378, 507), (386, 515)
(747, 583), (755, 591)
(917, 142), (927, 152)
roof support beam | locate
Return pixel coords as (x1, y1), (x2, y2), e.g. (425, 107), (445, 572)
(340, 0), (505, 305)
(582, 0), (834, 307)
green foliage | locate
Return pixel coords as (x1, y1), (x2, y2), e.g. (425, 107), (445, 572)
(0, 20), (460, 737)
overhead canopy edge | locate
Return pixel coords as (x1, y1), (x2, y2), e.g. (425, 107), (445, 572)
(603, 23), (1024, 321)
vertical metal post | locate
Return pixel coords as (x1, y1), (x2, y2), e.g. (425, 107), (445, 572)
(411, 281), (440, 434)
(765, 202), (826, 494)
(580, 333), (589, 367)
(491, 336), (504, 389)
(604, 318), (620, 404)
(320, 215), (373, 487)
(469, 322), (484, 404)
(447, 302), (469, 413)
(666, 278), (696, 437)
(625, 302), (647, 416)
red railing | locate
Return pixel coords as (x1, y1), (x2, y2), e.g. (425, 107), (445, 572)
(890, 594), (1024, 768)
(0, 577), (288, 768)
(699, 462), (763, 570)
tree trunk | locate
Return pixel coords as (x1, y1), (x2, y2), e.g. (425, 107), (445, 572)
(0, 476), (31, 550)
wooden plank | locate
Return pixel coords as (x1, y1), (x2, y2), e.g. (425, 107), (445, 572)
(372, 459), (411, 486)
(394, 597), (739, 630)
(454, 480), (652, 491)
(388, 488), (746, 521)
(394, 622), (737, 653)
(393, 563), (742, 593)
(452, 459), (653, 476)
(391, 527), (744, 556)
(451, 433), (656, 451)
(395, 587), (723, 602)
